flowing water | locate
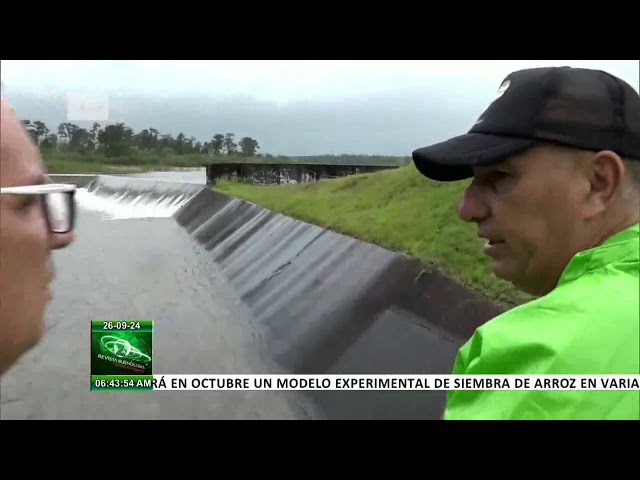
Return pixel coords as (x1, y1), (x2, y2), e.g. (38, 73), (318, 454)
(0, 169), (322, 420)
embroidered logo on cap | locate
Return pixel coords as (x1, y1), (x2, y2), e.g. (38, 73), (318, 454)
(493, 79), (510, 102)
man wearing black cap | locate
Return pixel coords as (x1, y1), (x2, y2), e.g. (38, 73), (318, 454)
(412, 66), (640, 420)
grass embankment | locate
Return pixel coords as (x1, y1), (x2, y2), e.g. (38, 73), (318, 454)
(214, 164), (534, 309)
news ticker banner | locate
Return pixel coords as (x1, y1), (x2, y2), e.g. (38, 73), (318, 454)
(90, 320), (154, 391)
(91, 373), (640, 392)
(88, 320), (639, 392)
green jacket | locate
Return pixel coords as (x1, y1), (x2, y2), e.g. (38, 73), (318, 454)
(444, 223), (640, 420)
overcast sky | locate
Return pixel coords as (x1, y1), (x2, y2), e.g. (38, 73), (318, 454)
(1, 60), (638, 156)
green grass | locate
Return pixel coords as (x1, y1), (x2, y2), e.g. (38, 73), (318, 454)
(44, 159), (161, 174)
(214, 164), (534, 309)
(41, 151), (210, 174)
(43, 153), (209, 174)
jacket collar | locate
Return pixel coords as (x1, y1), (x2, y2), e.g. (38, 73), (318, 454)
(557, 222), (639, 287)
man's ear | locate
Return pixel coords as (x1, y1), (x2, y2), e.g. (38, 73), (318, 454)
(583, 150), (625, 218)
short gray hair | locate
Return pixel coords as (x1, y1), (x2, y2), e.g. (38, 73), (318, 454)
(622, 158), (640, 199)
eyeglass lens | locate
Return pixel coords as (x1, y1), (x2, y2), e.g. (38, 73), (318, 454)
(44, 192), (73, 233)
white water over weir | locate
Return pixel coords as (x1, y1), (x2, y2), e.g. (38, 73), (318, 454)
(75, 175), (205, 220)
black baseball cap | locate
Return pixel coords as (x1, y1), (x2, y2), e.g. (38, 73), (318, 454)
(412, 66), (640, 181)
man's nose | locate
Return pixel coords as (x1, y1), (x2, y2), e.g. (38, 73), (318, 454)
(49, 231), (74, 250)
(457, 182), (490, 223)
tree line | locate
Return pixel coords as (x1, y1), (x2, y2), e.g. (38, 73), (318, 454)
(23, 119), (411, 167)
(21, 119), (261, 158)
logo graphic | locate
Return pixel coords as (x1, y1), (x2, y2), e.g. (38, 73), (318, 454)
(91, 320), (153, 376)
(493, 79), (510, 102)
(100, 336), (152, 363)
(474, 79), (512, 127)
(66, 92), (109, 121)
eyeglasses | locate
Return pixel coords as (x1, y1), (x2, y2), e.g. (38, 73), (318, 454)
(0, 183), (77, 233)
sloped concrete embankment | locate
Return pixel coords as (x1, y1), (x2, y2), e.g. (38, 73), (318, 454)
(175, 188), (504, 419)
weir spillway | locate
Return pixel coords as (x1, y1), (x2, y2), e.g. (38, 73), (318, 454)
(0, 173), (502, 420)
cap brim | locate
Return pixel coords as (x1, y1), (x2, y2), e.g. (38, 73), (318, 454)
(412, 133), (535, 181)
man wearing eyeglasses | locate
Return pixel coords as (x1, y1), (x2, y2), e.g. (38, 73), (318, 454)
(0, 97), (76, 376)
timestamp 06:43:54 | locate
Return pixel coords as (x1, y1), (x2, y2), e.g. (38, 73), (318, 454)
(91, 375), (154, 390)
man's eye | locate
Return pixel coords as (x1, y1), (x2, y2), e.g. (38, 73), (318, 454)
(20, 196), (39, 210)
(492, 170), (511, 179)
